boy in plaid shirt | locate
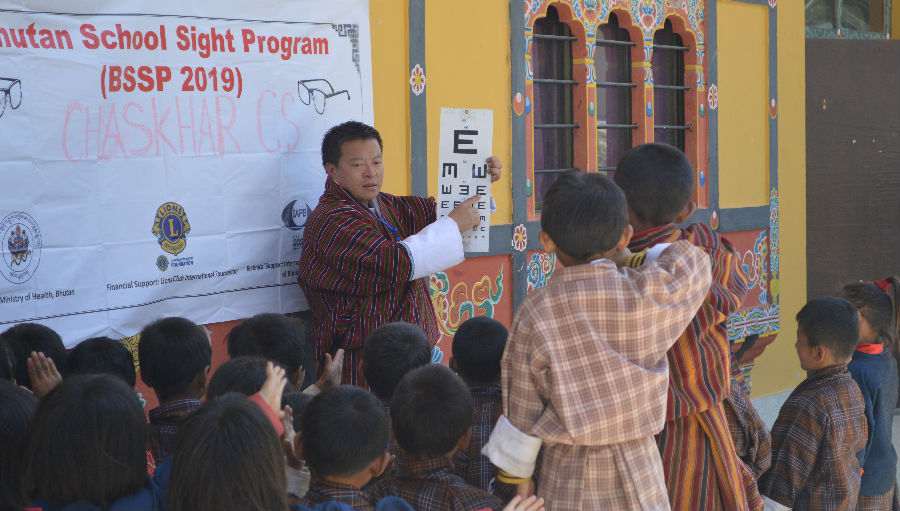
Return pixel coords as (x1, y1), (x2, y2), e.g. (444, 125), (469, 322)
(759, 297), (867, 511)
(482, 172), (712, 510)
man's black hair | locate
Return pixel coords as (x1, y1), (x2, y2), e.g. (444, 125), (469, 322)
(452, 316), (507, 385)
(0, 323), (67, 390)
(138, 317), (211, 402)
(167, 394), (287, 511)
(796, 297), (860, 361)
(614, 142), (695, 227)
(68, 337), (136, 388)
(0, 380), (37, 508)
(206, 356), (268, 402)
(390, 364), (473, 459)
(22, 375), (147, 509)
(362, 322), (430, 403)
(321, 121), (383, 167)
(541, 172), (629, 260)
(226, 313), (308, 378)
(301, 385), (389, 477)
(0, 341), (13, 382)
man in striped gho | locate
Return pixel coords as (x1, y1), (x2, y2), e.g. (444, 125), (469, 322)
(297, 121), (501, 386)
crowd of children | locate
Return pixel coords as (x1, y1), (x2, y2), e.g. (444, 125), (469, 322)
(1, 140), (899, 511)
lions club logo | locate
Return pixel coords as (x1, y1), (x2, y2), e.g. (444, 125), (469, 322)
(0, 211), (42, 284)
(152, 202), (190, 256)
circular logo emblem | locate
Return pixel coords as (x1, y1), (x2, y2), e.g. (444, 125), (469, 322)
(0, 211), (42, 284)
(281, 200), (313, 231)
(156, 255), (169, 272)
(152, 202), (190, 256)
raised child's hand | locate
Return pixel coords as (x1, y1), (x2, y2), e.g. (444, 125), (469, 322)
(503, 495), (546, 511)
(260, 361), (288, 420)
(316, 348), (345, 389)
(27, 351), (61, 399)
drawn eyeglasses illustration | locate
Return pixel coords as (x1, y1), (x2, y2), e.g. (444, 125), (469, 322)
(297, 79), (349, 115)
(0, 77), (22, 119)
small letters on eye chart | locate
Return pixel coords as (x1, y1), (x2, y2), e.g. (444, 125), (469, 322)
(437, 108), (492, 253)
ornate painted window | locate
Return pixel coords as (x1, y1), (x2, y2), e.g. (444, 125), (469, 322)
(651, 19), (688, 152)
(595, 12), (634, 178)
(532, 5), (577, 208)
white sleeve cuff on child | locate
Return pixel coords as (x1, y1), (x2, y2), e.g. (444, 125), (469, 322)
(644, 243), (672, 263)
(302, 384), (321, 396)
(481, 415), (543, 478)
(400, 216), (465, 281)
(761, 495), (792, 511)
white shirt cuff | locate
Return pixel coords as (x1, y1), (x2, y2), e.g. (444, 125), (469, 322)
(644, 242), (672, 263)
(302, 384), (320, 396)
(489, 196), (497, 214)
(481, 415), (542, 478)
(761, 495), (791, 511)
(400, 216), (465, 281)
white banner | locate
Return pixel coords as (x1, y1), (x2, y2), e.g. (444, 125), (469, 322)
(0, 0), (373, 346)
(436, 107), (492, 253)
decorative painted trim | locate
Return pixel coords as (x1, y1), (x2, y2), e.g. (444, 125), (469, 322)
(408, 0), (427, 198)
(409, 64), (426, 96)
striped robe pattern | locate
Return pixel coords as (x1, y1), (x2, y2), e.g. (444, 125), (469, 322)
(297, 177), (438, 386)
(629, 222), (752, 511)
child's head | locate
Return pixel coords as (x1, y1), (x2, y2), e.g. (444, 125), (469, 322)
(138, 317), (211, 402)
(0, 340), (13, 382)
(167, 394), (288, 511)
(795, 297), (860, 370)
(68, 336), (136, 388)
(391, 364), (473, 460)
(613, 143), (695, 229)
(0, 323), (67, 390)
(226, 313), (308, 387)
(539, 172), (631, 264)
(206, 356), (268, 401)
(840, 281), (897, 344)
(451, 316), (508, 386)
(22, 374), (147, 509)
(362, 322), (430, 403)
(301, 386), (390, 486)
(0, 380), (37, 507)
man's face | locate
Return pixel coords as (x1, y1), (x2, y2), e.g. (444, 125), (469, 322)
(326, 138), (384, 203)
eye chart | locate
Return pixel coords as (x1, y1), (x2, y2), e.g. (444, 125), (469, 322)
(436, 108), (492, 253)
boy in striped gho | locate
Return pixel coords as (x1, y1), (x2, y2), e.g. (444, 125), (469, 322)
(482, 172), (711, 510)
(615, 143), (755, 510)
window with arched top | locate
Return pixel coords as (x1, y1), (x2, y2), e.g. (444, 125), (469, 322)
(594, 12), (635, 179)
(531, 5), (576, 209)
(651, 19), (688, 151)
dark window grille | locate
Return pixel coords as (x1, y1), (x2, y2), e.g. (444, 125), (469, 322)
(651, 19), (688, 151)
(595, 13), (635, 179)
(532, 5), (576, 208)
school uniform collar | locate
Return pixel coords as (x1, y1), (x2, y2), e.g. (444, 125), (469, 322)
(395, 456), (455, 479)
(629, 223), (679, 251)
(856, 343), (885, 355)
(805, 363), (849, 383)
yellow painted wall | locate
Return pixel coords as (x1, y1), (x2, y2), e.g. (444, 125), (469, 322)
(717, 2), (769, 209)
(893, 0), (899, 39)
(370, 0), (411, 196)
(750, 0), (807, 398)
(424, 0), (513, 224)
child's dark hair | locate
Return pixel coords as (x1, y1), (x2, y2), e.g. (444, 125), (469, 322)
(21, 374), (147, 509)
(68, 336), (136, 387)
(301, 385), (389, 477)
(840, 281), (897, 346)
(0, 341), (13, 382)
(166, 394), (288, 511)
(0, 381), (37, 508)
(226, 313), (307, 378)
(321, 121), (383, 167)
(282, 391), (312, 431)
(541, 172), (629, 260)
(138, 317), (211, 401)
(614, 143), (694, 227)
(452, 316), (508, 385)
(207, 356), (268, 401)
(362, 322), (431, 402)
(796, 297), (860, 361)
(0, 323), (67, 390)
(391, 364), (473, 459)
